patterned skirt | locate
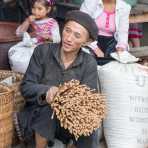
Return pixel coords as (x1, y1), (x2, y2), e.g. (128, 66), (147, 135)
(129, 23), (143, 39)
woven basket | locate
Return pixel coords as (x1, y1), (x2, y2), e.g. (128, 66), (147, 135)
(0, 70), (24, 112)
(0, 84), (14, 148)
(0, 70), (25, 145)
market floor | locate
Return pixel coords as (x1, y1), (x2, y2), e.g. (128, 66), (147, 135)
(12, 139), (106, 148)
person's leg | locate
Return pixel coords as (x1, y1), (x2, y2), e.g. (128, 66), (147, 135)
(32, 106), (57, 146)
(106, 37), (117, 57)
(129, 23), (143, 48)
(97, 35), (117, 57)
(131, 38), (140, 47)
(67, 144), (76, 148)
(35, 132), (48, 148)
(56, 122), (72, 146)
(128, 40), (133, 48)
(76, 129), (99, 148)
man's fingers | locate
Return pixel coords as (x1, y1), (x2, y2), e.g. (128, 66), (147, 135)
(46, 87), (59, 104)
(94, 48), (104, 57)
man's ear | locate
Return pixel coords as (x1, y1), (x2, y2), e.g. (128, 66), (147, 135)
(82, 38), (93, 47)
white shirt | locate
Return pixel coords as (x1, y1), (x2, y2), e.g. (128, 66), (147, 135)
(80, 0), (131, 50)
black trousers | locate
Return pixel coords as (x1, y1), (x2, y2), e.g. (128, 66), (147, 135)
(96, 35), (117, 65)
(18, 105), (99, 148)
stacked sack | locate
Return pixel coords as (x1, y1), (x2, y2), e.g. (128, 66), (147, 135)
(98, 52), (148, 148)
(8, 32), (36, 74)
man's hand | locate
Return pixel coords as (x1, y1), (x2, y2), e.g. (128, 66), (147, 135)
(93, 47), (104, 57)
(46, 86), (59, 104)
(116, 47), (124, 52)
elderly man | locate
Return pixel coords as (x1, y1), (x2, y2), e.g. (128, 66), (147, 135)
(16, 10), (99, 148)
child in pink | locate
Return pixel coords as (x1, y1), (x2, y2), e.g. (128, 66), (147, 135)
(16, 0), (61, 44)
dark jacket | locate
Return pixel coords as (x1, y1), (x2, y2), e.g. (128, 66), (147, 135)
(19, 43), (99, 144)
(21, 43), (98, 106)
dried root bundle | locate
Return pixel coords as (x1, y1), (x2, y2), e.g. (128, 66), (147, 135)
(50, 80), (107, 140)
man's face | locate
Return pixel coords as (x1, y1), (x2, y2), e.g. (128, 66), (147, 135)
(61, 21), (89, 53)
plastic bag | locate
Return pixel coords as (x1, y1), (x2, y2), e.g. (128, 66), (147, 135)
(111, 51), (139, 64)
(8, 32), (37, 73)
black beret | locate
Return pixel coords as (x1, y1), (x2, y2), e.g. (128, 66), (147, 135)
(65, 10), (98, 41)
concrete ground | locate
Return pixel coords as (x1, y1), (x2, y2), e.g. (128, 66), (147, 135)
(12, 140), (107, 148)
(12, 139), (65, 148)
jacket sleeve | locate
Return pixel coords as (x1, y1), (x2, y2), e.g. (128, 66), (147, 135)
(80, 0), (96, 19)
(20, 44), (51, 105)
(116, 3), (131, 50)
(81, 55), (99, 91)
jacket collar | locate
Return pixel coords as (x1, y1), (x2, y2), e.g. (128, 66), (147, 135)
(52, 44), (84, 69)
(116, 0), (125, 10)
(98, 0), (104, 7)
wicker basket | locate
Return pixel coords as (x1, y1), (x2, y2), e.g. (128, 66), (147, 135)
(0, 70), (24, 112)
(0, 70), (25, 145)
(0, 84), (14, 148)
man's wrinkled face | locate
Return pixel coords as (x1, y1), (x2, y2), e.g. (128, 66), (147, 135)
(61, 21), (89, 53)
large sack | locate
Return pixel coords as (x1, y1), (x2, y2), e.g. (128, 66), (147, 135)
(8, 32), (36, 73)
(98, 52), (148, 148)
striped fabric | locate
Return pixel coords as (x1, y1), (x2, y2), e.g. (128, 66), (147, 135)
(32, 18), (58, 43)
(13, 112), (24, 141)
(129, 23), (143, 38)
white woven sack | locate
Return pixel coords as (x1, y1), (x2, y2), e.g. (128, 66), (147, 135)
(8, 32), (36, 73)
(98, 52), (148, 148)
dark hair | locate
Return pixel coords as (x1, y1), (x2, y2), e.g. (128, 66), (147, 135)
(65, 10), (98, 41)
(32, 0), (54, 9)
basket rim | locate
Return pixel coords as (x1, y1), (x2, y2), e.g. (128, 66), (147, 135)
(0, 70), (23, 82)
(0, 70), (23, 76)
(0, 84), (13, 95)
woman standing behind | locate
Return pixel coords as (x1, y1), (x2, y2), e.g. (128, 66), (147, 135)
(80, 0), (131, 59)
